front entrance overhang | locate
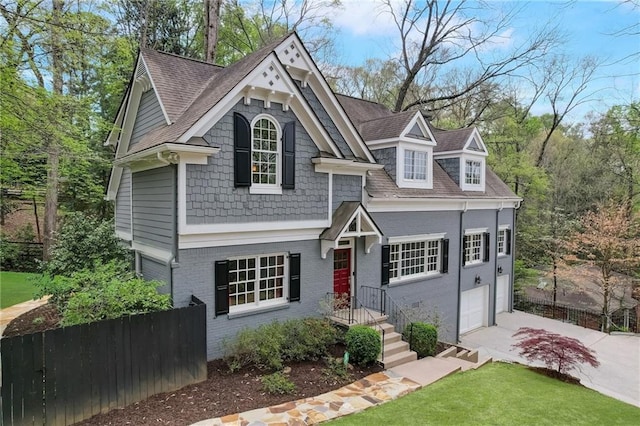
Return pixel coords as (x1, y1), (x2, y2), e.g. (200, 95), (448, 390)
(319, 202), (383, 259)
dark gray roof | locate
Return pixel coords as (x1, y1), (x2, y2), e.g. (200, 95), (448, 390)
(358, 111), (417, 141)
(335, 94), (393, 125)
(128, 36), (290, 155)
(366, 164), (518, 199)
(431, 127), (474, 152)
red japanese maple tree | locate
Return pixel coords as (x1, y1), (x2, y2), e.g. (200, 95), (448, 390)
(512, 327), (600, 375)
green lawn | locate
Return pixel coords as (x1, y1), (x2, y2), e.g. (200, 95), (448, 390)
(332, 363), (639, 425)
(0, 271), (39, 308)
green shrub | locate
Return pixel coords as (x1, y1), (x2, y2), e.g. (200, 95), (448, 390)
(345, 325), (381, 365)
(404, 322), (438, 358)
(43, 212), (130, 277)
(323, 356), (351, 383)
(224, 318), (339, 371)
(281, 318), (338, 362)
(261, 372), (295, 395)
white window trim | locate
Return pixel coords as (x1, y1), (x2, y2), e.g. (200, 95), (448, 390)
(227, 252), (289, 314)
(249, 114), (282, 195)
(396, 142), (433, 189)
(464, 230), (486, 266)
(498, 225), (510, 257)
(388, 233), (446, 283)
(460, 155), (485, 192)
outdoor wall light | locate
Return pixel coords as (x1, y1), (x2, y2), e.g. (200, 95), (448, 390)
(474, 275), (482, 285)
(497, 266), (503, 274)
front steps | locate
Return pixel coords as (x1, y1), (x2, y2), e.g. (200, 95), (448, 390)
(377, 322), (417, 369)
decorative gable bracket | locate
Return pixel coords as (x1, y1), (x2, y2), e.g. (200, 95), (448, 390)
(320, 202), (383, 259)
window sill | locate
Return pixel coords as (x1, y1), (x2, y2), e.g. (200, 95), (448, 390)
(389, 273), (443, 287)
(250, 185), (282, 195)
(463, 261), (484, 268)
(227, 302), (290, 319)
(497, 253), (509, 258)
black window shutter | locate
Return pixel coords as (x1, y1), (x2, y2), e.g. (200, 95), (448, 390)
(381, 245), (390, 286)
(441, 239), (449, 274)
(483, 232), (490, 262)
(506, 229), (512, 255)
(214, 260), (229, 316)
(289, 253), (301, 302)
(462, 236), (468, 266)
(282, 121), (295, 189)
(234, 112), (251, 187)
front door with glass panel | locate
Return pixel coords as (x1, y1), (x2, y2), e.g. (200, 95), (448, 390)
(333, 248), (351, 299)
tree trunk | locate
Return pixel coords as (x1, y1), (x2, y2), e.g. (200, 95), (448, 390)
(43, 0), (64, 260)
(204, 0), (221, 63)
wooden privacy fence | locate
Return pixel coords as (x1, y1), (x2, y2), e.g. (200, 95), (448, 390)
(1, 297), (207, 426)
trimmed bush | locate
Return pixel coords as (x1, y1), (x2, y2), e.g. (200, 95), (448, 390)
(281, 318), (338, 362)
(345, 325), (381, 365)
(403, 322), (438, 358)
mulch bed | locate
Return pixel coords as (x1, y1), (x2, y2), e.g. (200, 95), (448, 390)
(3, 303), (62, 337)
(528, 366), (582, 386)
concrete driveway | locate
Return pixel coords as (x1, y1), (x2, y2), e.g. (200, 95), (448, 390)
(460, 310), (640, 408)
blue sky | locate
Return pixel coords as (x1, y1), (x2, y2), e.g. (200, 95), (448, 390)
(321, 0), (640, 123)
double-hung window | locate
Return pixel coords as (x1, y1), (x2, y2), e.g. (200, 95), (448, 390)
(497, 226), (511, 256)
(404, 150), (427, 181)
(252, 117), (279, 187)
(387, 235), (448, 283)
(465, 159), (481, 185)
(463, 229), (489, 266)
(228, 253), (286, 310)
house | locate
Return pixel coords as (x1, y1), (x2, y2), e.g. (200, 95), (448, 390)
(106, 33), (520, 361)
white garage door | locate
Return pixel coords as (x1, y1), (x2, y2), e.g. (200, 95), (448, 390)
(496, 275), (510, 314)
(460, 286), (487, 334)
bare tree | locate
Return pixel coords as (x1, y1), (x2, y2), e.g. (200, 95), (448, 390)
(204, 0), (222, 63)
(382, 0), (562, 113)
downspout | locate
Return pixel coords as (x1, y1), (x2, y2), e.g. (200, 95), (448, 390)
(456, 201), (468, 342)
(511, 201), (521, 313)
(170, 163), (178, 304)
(492, 203), (503, 326)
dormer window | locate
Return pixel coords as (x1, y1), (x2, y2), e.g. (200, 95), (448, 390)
(465, 159), (481, 185)
(404, 150), (427, 181)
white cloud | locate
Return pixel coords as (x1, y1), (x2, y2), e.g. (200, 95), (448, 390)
(330, 0), (399, 36)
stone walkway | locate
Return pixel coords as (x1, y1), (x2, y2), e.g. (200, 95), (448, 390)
(0, 296), (49, 336)
(192, 371), (421, 426)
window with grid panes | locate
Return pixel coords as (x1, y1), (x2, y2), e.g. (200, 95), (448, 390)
(404, 150), (427, 180)
(465, 160), (481, 185)
(497, 229), (506, 255)
(228, 254), (286, 309)
(390, 240), (441, 282)
(465, 233), (483, 264)
(252, 118), (279, 186)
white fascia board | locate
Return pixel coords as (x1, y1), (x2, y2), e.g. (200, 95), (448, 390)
(140, 55), (171, 126)
(312, 157), (384, 175)
(131, 241), (174, 264)
(105, 166), (123, 201)
(177, 53), (343, 159)
(105, 96), (126, 147)
(434, 149), (488, 159)
(463, 128), (488, 154)
(179, 227), (325, 249)
(400, 112), (437, 145)
(364, 196), (521, 212)
(114, 143), (219, 166)
(388, 232), (446, 244)
(367, 137), (436, 148)
(465, 227), (489, 235)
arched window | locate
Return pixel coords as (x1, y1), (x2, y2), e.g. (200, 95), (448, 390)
(251, 115), (280, 191)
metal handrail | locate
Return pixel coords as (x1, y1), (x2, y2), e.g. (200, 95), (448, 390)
(359, 286), (415, 351)
(323, 292), (386, 361)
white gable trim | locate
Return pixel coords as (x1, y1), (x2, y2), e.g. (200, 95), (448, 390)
(177, 52), (343, 159)
(463, 128), (488, 154)
(364, 195), (521, 212)
(320, 205), (383, 259)
(401, 112), (437, 144)
(277, 34), (376, 164)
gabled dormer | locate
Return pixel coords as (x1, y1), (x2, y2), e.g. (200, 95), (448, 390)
(360, 111), (437, 189)
(433, 127), (488, 192)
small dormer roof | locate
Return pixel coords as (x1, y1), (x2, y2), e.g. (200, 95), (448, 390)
(432, 126), (487, 156)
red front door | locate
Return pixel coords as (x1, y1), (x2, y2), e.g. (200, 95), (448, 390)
(333, 248), (351, 297)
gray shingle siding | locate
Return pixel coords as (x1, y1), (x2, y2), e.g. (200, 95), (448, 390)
(435, 158), (460, 184)
(296, 83), (356, 159)
(332, 175), (362, 212)
(115, 167), (131, 236)
(130, 89), (166, 148)
(132, 166), (176, 251)
(372, 148), (396, 182)
(172, 240), (332, 359)
(185, 100), (329, 224)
